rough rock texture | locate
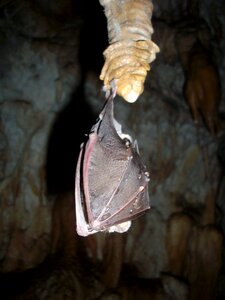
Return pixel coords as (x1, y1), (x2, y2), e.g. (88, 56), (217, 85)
(0, 0), (81, 272)
(0, 0), (224, 299)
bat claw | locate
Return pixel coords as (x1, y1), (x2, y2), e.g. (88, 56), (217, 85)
(103, 79), (117, 99)
(109, 79), (117, 98)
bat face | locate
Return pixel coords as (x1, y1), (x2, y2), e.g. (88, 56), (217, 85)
(75, 92), (150, 236)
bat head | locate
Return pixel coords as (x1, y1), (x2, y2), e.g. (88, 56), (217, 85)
(75, 92), (150, 236)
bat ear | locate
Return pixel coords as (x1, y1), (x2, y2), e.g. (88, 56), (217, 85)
(75, 92), (150, 236)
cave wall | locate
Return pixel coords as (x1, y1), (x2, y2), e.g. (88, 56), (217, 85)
(0, 0), (224, 299)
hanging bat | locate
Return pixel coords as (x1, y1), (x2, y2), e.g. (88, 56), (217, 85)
(75, 88), (150, 236)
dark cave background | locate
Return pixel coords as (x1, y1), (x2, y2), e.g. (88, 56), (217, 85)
(0, 0), (224, 299)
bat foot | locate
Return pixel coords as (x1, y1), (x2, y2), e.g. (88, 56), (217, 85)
(109, 79), (117, 98)
(102, 79), (117, 99)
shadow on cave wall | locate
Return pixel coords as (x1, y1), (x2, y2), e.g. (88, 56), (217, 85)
(45, 86), (95, 195)
(46, 0), (108, 195)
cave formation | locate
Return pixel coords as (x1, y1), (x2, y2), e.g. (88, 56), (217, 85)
(0, 0), (224, 299)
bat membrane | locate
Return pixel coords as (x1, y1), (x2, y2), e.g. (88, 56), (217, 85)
(75, 91), (150, 236)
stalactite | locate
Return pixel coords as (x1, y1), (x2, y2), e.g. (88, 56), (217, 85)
(184, 41), (221, 135)
(185, 225), (223, 300)
(166, 213), (193, 276)
(99, 0), (159, 102)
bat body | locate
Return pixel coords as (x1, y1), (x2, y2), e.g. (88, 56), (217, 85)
(75, 91), (150, 236)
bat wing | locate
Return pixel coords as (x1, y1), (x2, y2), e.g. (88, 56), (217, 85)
(75, 92), (150, 236)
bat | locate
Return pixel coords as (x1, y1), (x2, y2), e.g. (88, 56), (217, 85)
(75, 88), (150, 236)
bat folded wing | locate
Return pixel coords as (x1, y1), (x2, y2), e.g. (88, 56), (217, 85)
(75, 92), (150, 236)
